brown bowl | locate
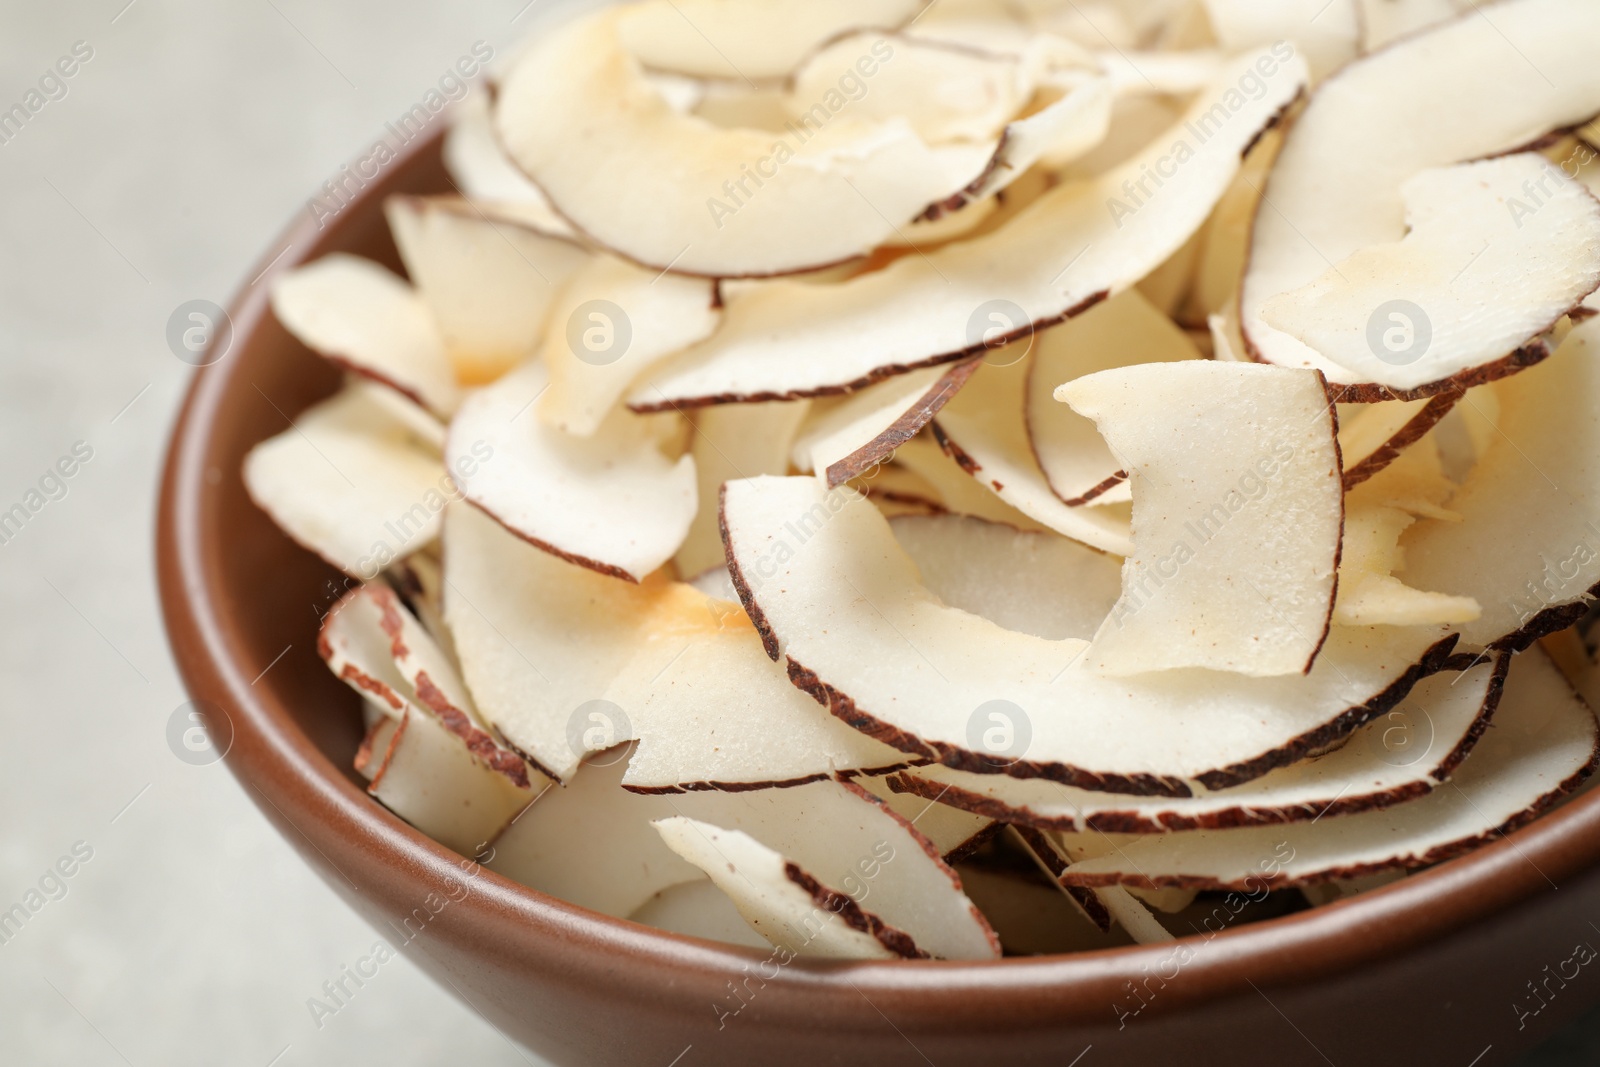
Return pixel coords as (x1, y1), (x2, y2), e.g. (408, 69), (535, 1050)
(157, 128), (1600, 1067)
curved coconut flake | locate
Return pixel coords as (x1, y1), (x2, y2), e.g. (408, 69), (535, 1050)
(1056, 361), (1344, 677)
(628, 878), (772, 949)
(794, 360), (981, 488)
(1055, 649), (1599, 889)
(539, 256), (721, 437)
(1010, 826), (1173, 943)
(1181, 127), (1280, 324)
(441, 94), (576, 238)
(932, 354), (1135, 556)
(1198, 0), (1357, 81)
(630, 46), (1307, 406)
(1339, 394), (1459, 490)
(243, 386), (446, 579)
(495, 10), (964, 278)
(1346, 430), (1458, 521)
(722, 476), (1456, 795)
(853, 775), (996, 861)
(270, 254), (460, 419)
(1404, 318), (1600, 651)
(887, 513), (1123, 641)
(789, 33), (1030, 146)
(654, 778), (1002, 960)
(694, 82), (792, 132)
(616, 0), (927, 80)
(1241, 0), (1600, 398)
(1356, 0), (1469, 50)
(1334, 505), (1480, 628)
(890, 658), (1502, 833)
(364, 705), (535, 856)
(1258, 155), (1600, 397)
(1027, 290), (1201, 508)
(385, 196), (590, 386)
(354, 377), (447, 451)
(1094, 49), (1228, 97)
(443, 505), (904, 788)
(676, 400), (812, 578)
(1135, 227), (1203, 319)
(448, 361), (696, 582)
(654, 817), (904, 959)
(893, 434), (1048, 530)
(487, 752), (703, 918)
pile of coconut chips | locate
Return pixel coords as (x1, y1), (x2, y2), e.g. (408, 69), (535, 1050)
(245, 0), (1600, 959)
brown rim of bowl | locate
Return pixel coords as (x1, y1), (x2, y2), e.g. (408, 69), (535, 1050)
(155, 123), (1600, 1034)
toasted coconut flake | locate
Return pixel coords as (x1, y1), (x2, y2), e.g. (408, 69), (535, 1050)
(933, 353), (1135, 556)
(448, 361), (697, 582)
(631, 46), (1306, 405)
(270, 254), (460, 418)
(890, 658), (1503, 833)
(887, 513), (1123, 641)
(676, 400), (811, 578)
(1242, 0), (1600, 399)
(794, 361), (980, 488)
(721, 476), (1455, 795)
(495, 9), (964, 277)
(1056, 361), (1343, 677)
(1027, 290), (1201, 508)
(1055, 649), (1599, 889)
(385, 196), (589, 386)
(617, 0), (927, 80)
(1405, 318), (1600, 650)
(243, 385), (446, 579)
(1258, 156), (1600, 396)
(443, 505), (904, 787)
(539, 256), (721, 437)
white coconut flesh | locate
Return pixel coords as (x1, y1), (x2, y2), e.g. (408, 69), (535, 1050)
(1054, 649), (1599, 889)
(888, 658), (1502, 833)
(243, 385), (446, 579)
(270, 254), (461, 419)
(627, 878), (772, 950)
(721, 475), (1456, 795)
(440, 94), (576, 238)
(1057, 360), (1344, 677)
(1198, 0), (1358, 82)
(1027, 289), (1203, 508)
(630, 45), (1307, 406)
(1241, 0), (1600, 399)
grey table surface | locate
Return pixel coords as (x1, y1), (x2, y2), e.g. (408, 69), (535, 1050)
(0, 2), (1592, 1064)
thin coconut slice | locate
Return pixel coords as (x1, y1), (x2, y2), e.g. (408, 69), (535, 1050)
(1339, 394), (1459, 490)
(630, 46), (1307, 405)
(1011, 826), (1173, 943)
(495, 9), (965, 278)
(384, 196), (590, 386)
(627, 878), (771, 949)
(1356, 0), (1471, 50)
(443, 504), (906, 787)
(931, 352), (1135, 556)
(615, 0), (927, 80)
(362, 705), (536, 857)
(889, 658), (1503, 832)
(1346, 430), (1458, 522)
(788, 33), (1031, 146)
(243, 385), (446, 579)
(1241, 0), (1600, 399)
(1258, 155), (1600, 397)
(853, 774), (997, 861)
(722, 476), (1456, 795)
(270, 254), (460, 419)
(1135, 228), (1203, 319)
(447, 361), (696, 582)
(1054, 649), (1599, 889)
(1198, 0), (1357, 81)
(676, 401), (812, 578)
(539, 256), (721, 437)
(1405, 318), (1600, 651)
(886, 513), (1123, 641)
(653, 817), (904, 959)
(319, 585), (534, 791)
(892, 434), (1048, 530)
(1026, 290), (1202, 508)
(1056, 361), (1344, 677)
(652, 778), (1001, 960)
(1181, 126), (1280, 324)
(1007, 826), (1115, 936)
(793, 361), (981, 487)
(1334, 505), (1480, 628)
(441, 94), (576, 238)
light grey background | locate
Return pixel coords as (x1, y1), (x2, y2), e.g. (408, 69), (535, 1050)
(0, 2), (1591, 1065)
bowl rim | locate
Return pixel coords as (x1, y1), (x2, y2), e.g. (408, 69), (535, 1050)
(155, 121), (1600, 1034)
